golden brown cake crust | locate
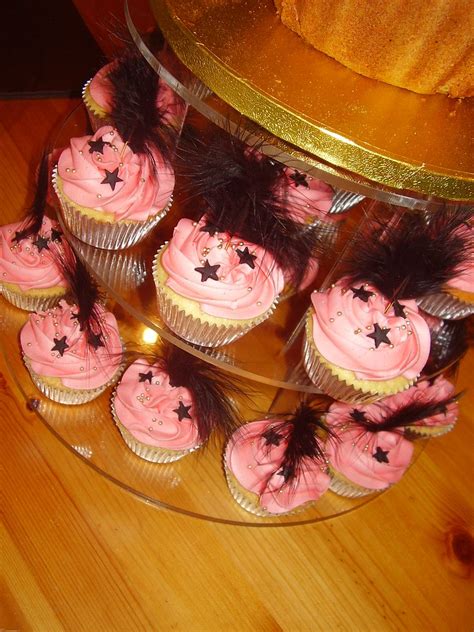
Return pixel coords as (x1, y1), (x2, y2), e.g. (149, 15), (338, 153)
(275, 0), (474, 97)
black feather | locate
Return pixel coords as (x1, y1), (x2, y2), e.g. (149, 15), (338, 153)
(424, 317), (468, 376)
(53, 244), (106, 349)
(158, 343), (242, 443)
(261, 403), (329, 486)
(108, 47), (176, 164)
(343, 208), (473, 300)
(178, 125), (323, 288)
(13, 152), (50, 242)
(349, 395), (460, 434)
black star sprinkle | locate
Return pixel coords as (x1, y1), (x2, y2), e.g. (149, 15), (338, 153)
(366, 323), (391, 348)
(101, 167), (123, 191)
(32, 235), (50, 252)
(51, 336), (69, 357)
(262, 428), (283, 447)
(194, 259), (220, 282)
(138, 371), (153, 384)
(350, 409), (367, 424)
(392, 300), (407, 318)
(199, 223), (220, 237)
(173, 401), (192, 421)
(236, 247), (257, 269)
(12, 230), (27, 243)
(87, 332), (104, 350)
(88, 137), (108, 154)
(351, 286), (375, 302)
(372, 446), (390, 464)
(277, 464), (294, 483)
(289, 170), (309, 188)
(50, 228), (63, 243)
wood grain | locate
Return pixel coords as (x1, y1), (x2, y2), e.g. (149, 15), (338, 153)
(1, 99), (473, 632)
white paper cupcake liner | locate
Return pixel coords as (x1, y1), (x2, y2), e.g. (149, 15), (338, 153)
(0, 284), (66, 312)
(328, 189), (365, 215)
(404, 423), (455, 439)
(23, 355), (125, 406)
(111, 392), (201, 463)
(303, 335), (379, 404)
(53, 167), (172, 250)
(417, 292), (474, 320)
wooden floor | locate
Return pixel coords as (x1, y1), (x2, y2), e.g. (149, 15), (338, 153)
(1, 99), (473, 631)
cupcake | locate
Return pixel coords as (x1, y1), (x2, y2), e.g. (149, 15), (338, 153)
(82, 49), (186, 132)
(224, 404), (330, 516)
(418, 263), (474, 320)
(153, 217), (284, 347)
(304, 280), (431, 403)
(53, 125), (174, 250)
(20, 299), (124, 405)
(325, 401), (414, 497)
(0, 217), (68, 311)
(112, 344), (240, 462)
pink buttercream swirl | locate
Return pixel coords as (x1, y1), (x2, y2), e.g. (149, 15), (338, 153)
(376, 377), (458, 429)
(57, 125), (174, 221)
(88, 62), (185, 127)
(325, 423), (414, 490)
(310, 279), (431, 381)
(113, 359), (200, 450)
(161, 218), (285, 319)
(225, 419), (330, 514)
(276, 168), (338, 224)
(0, 217), (67, 291)
(20, 300), (123, 389)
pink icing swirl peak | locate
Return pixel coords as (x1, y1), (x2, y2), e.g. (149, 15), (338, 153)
(20, 300), (123, 390)
(57, 125), (174, 221)
(161, 218), (284, 319)
(225, 419), (330, 514)
(0, 217), (67, 291)
(113, 359), (200, 450)
(310, 279), (431, 381)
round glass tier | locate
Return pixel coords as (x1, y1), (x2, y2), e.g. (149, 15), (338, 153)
(52, 105), (373, 392)
(1, 299), (427, 526)
(125, 0), (474, 208)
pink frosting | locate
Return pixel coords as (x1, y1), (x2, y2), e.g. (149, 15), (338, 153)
(325, 424), (414, 490)
(88, 62), (184, 127)
(113, 359), (200, 450)
(20, 300), (123, 389)
(0, 217), (67, 291)
(310, 280), (431, 381)
(225, 419), (330, 514)
(376, 377), (458, 429)
(276, 168), (338, 224)
(57, 125), (174, 221)
(160, 218), (285, 319)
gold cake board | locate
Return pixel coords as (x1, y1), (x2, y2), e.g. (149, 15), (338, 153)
(149, 0), (473, 202)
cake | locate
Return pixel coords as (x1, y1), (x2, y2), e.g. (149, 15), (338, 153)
(304, 279), (431, 403)
(20, 299), (124, 405)
(53, 125), (174, 250)
(274, 0), (474, 97)
(153, 217), (284, 347)
(0, 217), (68, 312)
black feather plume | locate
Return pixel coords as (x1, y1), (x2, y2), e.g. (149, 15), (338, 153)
(424, 317), (468, 376)
(158, 343), (242, 443)
(261, 403), (329, 486)
(343, 208), (473, 300)
(13, 152), (50, 242)
(108, 47), (175, 164)
(349, 395), (460, 434)
(53, 244), (106, 349)
(178, 125), (323, 288)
